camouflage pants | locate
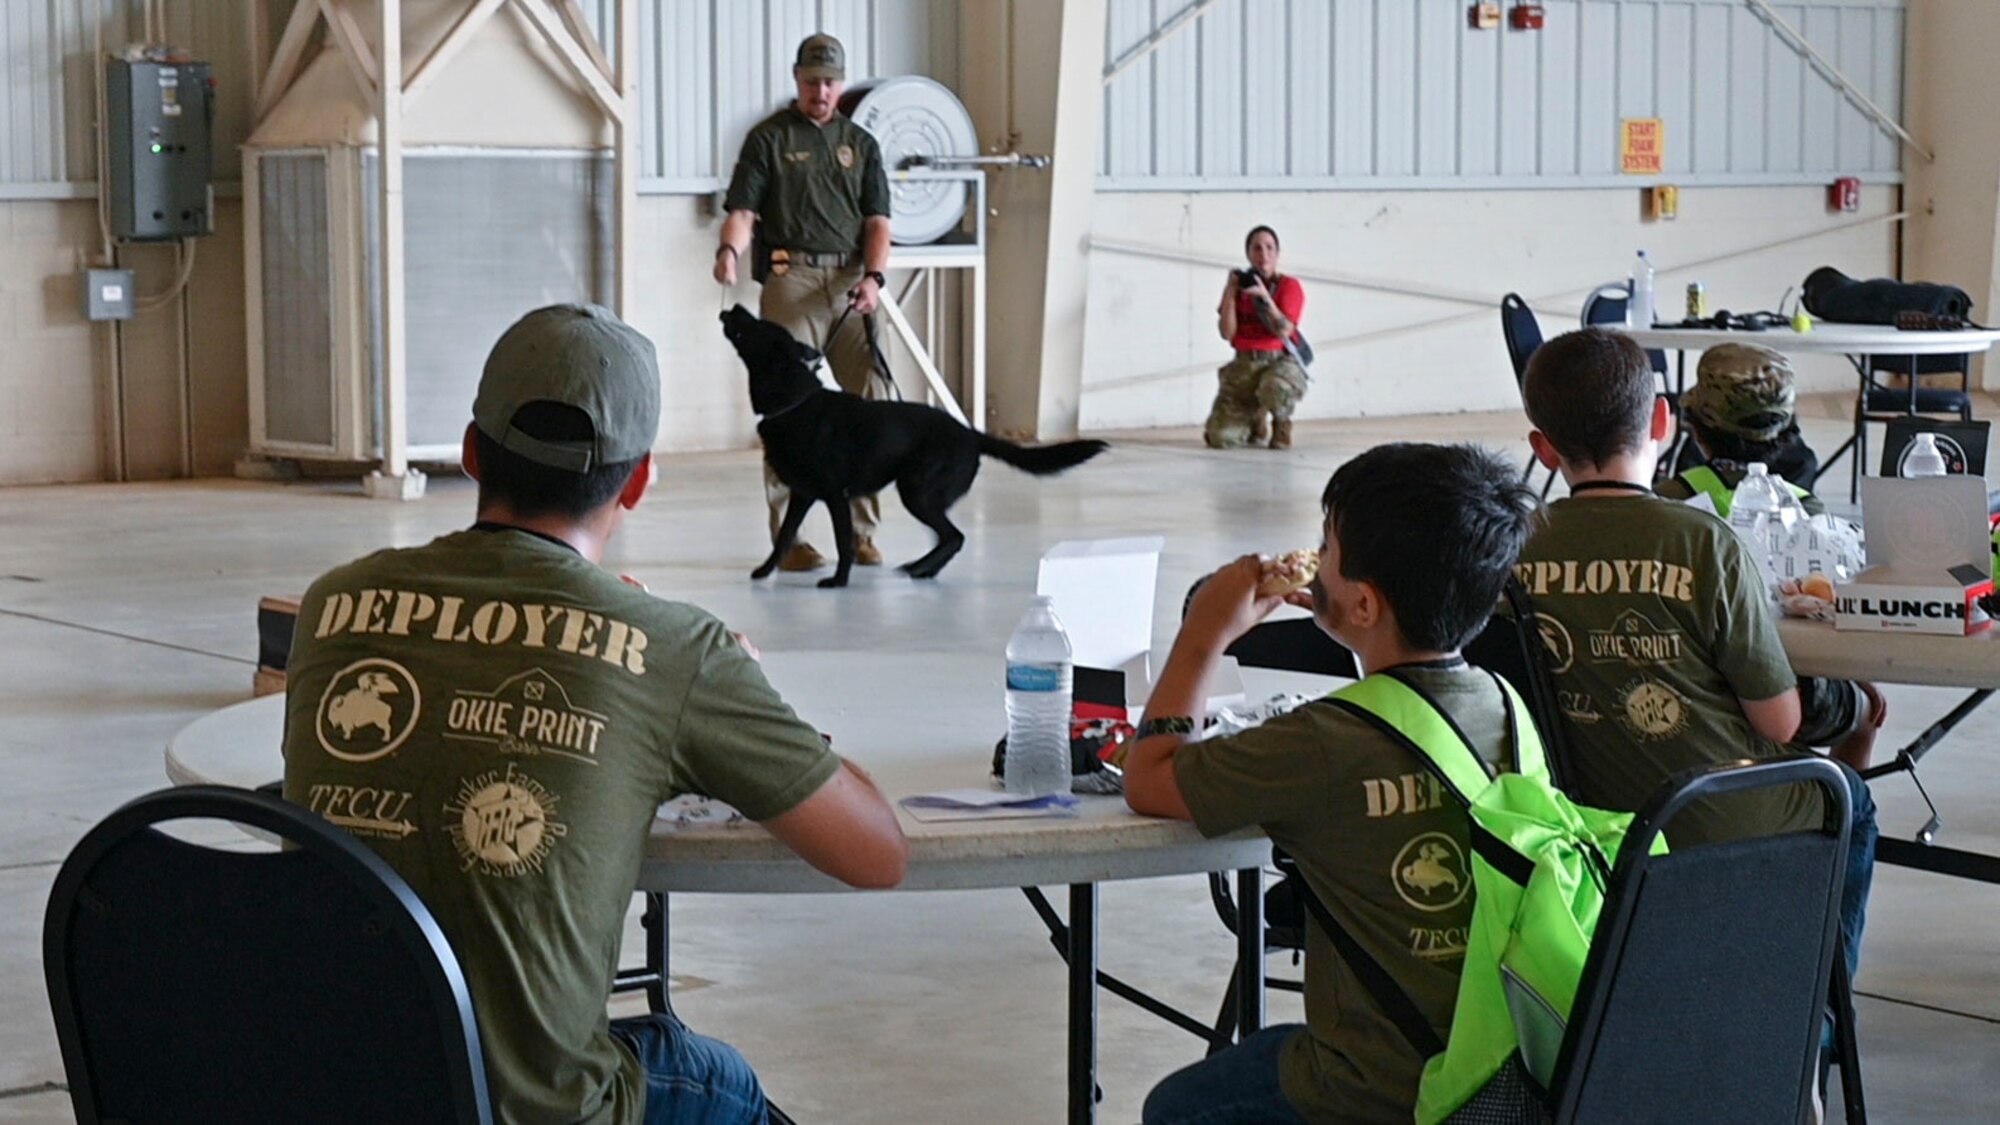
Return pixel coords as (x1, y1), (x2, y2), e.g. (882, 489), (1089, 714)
(759, 262), (883, 541)
(1204, 351), (1308, 449)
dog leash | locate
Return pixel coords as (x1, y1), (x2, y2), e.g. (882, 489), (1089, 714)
(826, 301), (903, 401)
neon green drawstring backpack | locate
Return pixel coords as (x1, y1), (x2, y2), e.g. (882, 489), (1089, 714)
(1305, 669), (1659, 1123)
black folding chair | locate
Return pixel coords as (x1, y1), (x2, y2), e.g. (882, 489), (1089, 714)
(1821, 351), (1975, 502)
(44, 785), (493, 1124)
(1548, 757), (1865, 1123)
(1579, 282), (1673, 385)
(1581, 282), (1698, 476)
(1501, 293), (1558, 499)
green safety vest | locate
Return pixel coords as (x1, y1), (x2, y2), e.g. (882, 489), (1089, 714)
(1678, 464), (1811, 519)
(1316, 671), (1660, 1122)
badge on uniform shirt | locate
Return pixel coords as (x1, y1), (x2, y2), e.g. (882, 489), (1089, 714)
(837, 144), (855, 168)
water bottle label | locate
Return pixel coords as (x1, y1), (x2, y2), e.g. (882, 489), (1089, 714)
(1006, 662), (1064, 692)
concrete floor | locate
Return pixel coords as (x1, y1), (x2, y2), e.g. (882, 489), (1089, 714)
(4, 395), (1998, 1122)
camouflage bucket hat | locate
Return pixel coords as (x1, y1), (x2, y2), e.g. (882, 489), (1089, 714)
(1684, 342), (1797, 442)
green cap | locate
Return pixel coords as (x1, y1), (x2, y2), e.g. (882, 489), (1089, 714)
(473, 303), (659, 472)
(794, 33), (845, 79)
(1684, 342), (1797, 443)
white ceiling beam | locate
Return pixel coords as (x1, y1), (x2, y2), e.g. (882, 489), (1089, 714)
(318, 0), (381, 110)
(512, 0), (624, 124)
(405, 0), (508, 106)
(554, 0), (615, 87)
(256, 0), (324, 120)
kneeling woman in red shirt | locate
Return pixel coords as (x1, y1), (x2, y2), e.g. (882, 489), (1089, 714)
(1206, 225), (1309, 450)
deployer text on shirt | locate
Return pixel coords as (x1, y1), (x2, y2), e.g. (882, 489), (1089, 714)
(314, 588), (651, 675)
(1512, 559), (1696, 602)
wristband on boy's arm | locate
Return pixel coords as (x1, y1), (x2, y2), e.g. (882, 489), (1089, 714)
(1136, 715), (1197, 738)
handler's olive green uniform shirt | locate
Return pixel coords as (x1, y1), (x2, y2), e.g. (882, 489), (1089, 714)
(724, 106), (891, 252)
(1516, 495), (1822, 843)
(1176, 667), (1514, 1124)
(283, 528), (839, 1125)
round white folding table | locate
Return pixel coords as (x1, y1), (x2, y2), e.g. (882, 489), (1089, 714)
(165, 652), (1311, 1124)
(1619, 323), (2000, 359)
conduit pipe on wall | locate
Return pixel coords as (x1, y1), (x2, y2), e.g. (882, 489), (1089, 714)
(1081, 209), (1908, 395)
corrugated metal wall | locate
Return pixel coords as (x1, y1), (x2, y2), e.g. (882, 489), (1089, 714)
(581, 0), (953, 191)
(3, 0), (948, 198)
(1100, 0), (1909, 189)
(0, 0), (252, 195)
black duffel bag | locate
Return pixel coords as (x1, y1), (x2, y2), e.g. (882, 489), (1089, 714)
(1802, 265), (1973, 326)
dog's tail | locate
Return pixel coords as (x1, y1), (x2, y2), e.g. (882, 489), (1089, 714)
(977, 433), (1110, 475)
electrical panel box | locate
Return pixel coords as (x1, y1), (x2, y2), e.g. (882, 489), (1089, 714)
(106, 59), (215, 241)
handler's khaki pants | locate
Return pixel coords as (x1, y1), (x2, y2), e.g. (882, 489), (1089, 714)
(760, 263), (884, 542)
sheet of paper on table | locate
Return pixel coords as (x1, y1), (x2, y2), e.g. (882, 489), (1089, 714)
(900, 789), (1082, 822)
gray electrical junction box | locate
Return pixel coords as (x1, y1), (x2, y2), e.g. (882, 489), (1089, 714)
(105, 59), (215, 242)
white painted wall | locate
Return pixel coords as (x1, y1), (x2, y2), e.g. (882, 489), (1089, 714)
(0, 198), (246, 485)
(1903, 0), (2000, 372)
(1078, 183), (1901, 432)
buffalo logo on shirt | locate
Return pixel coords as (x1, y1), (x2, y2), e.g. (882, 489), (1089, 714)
(1391, 832), (1470, 912)
(316, 659), (422, 762)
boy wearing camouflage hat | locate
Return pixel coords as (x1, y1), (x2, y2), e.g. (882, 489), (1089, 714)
(1656, 342), (1823, 510)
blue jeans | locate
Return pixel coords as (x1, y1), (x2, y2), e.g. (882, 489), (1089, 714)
(1143, 1024), (1309, 1125)
(1836, 758), (1877, 981)
(608, 1012), (768, 1125)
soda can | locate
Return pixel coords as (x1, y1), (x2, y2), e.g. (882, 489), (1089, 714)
(1686, 282), (1707, 321)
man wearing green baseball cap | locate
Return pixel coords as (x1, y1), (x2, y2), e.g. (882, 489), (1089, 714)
(283, 304), (908, 1125)
(716, 32), (895, 575)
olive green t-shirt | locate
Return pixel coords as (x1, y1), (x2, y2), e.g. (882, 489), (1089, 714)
(724, 106), (892, 253)
(1175, 666), (1515, 1124)
(282, 528), (839, 1125)
(1515, 495), (1822, 843)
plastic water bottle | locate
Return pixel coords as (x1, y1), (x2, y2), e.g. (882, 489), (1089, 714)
(1004, 596), (1074, 798)
(1902, 432), (1949, 477)
(1627, 251), (1656, 329)
(1728, 462), (1807, 590)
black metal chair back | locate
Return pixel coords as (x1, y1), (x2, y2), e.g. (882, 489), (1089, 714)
(44, 785), (493, 1125)
(1501, 292), (1543, 386)
(1839, 351), (1976, 500)
(1550, 757), (1856, 1123)
(1580, 282), (1672, 379)
(1501, 294), (1560, 498)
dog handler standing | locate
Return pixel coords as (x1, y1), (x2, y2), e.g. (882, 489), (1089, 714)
(714, 32), (893, 573)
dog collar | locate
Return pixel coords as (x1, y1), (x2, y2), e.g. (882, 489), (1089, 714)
(761, 391), (815, 420)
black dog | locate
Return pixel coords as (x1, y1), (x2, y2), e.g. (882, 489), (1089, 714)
(721, 305), (1109, 588)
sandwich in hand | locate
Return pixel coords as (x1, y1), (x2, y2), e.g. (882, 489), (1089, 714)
(1256, 548), (1320, 598)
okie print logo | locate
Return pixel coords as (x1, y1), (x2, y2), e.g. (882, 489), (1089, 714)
(444, 668), (610, 766)
(445, 763), (567, 877)
(316, 659), (421, 762)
